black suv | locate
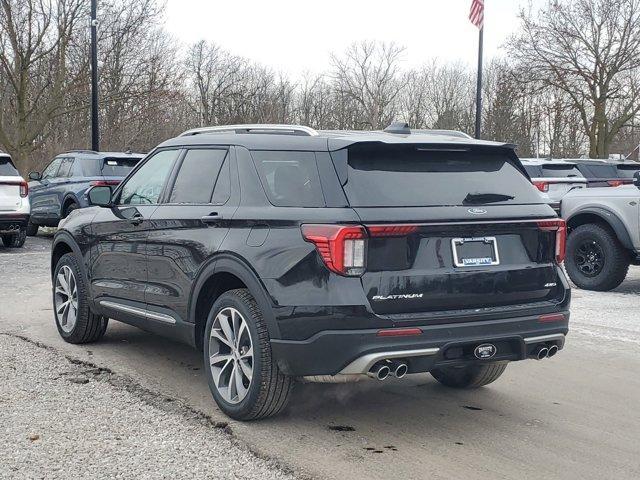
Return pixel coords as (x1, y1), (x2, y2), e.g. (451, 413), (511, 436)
(50, 124), (570, 420)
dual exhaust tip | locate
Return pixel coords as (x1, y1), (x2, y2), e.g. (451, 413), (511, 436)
(533, 344), (559, 360)
(368, 360), (408, 381)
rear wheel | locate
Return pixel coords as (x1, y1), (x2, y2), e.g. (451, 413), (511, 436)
(25, 221), (39, 236)
(431, 363), (508, 389)
(565, 223), (630, 291)
(63, 202), (79, 218)
(204, 289), (293, 420)
(1, 227), (26, 248)
(53, 253), (108, 343)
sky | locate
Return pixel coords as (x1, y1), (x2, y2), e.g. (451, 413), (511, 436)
(165, 0), (547, 77)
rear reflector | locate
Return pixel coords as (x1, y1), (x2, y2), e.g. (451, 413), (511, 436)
(539, 313), (565, 323)
(376, 328), (423, 337)
(537, 219), (567, 264)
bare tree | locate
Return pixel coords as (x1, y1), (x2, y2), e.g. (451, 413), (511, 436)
(331, 41), (406, 129)
(508, 0), (640, 158)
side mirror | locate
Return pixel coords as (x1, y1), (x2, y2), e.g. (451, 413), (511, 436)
(28, 171), (42, 181)
(87, 185), (113, 207)
(634, 171), (640, 188)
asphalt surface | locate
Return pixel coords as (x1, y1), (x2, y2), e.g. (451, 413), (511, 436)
(1, 235), (639, 480)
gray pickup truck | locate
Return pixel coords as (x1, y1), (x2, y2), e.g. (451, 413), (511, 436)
(561, 172), (640, 291)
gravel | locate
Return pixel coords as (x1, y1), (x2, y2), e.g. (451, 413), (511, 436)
(0, 334), (296, 480)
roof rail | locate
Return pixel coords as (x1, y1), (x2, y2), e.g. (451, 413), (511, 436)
(179, 124), (319, 137)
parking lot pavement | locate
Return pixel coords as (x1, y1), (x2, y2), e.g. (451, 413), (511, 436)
(1, 236), (639, 480)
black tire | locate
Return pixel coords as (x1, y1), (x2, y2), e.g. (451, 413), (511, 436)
(1, 227), (27, 248)
(431, 363), (508, 389)
(203, 288), (293, 420)
(53, 253), (108, 344)
(63, 202), (79, 218)
(25, 221), (39, 236)
(565, 223), (630, 291)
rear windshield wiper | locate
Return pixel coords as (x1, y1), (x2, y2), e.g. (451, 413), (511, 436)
(463, 193), (515, 205)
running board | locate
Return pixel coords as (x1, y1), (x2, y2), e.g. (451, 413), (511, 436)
(99, 300), (176, 325)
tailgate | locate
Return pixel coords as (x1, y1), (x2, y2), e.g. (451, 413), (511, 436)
(357, 215), (564, 316)
(0, 176), (23, 211)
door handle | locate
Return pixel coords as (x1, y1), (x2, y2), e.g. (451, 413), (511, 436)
(201, 213), (222, 225)
(130, 213), (144, 226)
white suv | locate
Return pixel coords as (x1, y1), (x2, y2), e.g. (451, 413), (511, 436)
(0, 152), (30, 248)
(521, 158), (587, 206)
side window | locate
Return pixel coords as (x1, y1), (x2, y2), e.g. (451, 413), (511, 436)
(42, 158), (63, 179)
(169, 149), (228, 204)
(251, 151), (325, 207)
(119, 150), (178, 205)
(56, 157), (75, 178)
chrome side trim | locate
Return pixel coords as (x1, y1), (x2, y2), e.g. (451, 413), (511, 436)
(524, 333), (565, 344)
(99, 300), (176, 325)
(339, 347), (440, 375)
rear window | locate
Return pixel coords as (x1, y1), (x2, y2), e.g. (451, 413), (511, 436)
(541, 164), (583, 178)
(251, 151), (325, 207)
(335, 144), (542, 207)
(101, 157), (140, 176)
(616, 164), (640, 178)
(523, 164), (543, 177)
(0, 156), (18, 176)
(576, 163), (619, 179)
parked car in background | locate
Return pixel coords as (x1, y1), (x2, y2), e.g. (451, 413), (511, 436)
(27, 150), (143, 235)
(561, 172), (640, 291)
(572, 159), (631, 187)
(0, 152), (30, 248)
(50, 123), (570, 421)
(520, 159), (587, 207)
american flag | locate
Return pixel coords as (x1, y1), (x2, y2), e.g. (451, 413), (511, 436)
(469, 0), (484, 29)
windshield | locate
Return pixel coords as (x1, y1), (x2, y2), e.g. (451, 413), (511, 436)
(334, 144), (542, 207)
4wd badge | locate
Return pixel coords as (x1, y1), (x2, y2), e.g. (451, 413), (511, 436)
(474, 343), (497, 359)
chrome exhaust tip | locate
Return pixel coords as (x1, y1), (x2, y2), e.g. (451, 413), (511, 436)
(535, 346), (549, 360)
(547, 345), (559, 358)
(367, 362), (391, 381)
(391, 362), (408, 379)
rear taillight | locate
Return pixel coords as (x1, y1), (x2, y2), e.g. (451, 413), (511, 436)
(533, 180), (549, 192)
(537, 219), (567, 264)
(19, 180), (28, 197)
(90, 180), (120, 187)
(301, 225), (367, 276)
(607, 180), (624, 187)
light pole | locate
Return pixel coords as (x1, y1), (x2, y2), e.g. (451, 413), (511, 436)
(90, 0), (99, 152)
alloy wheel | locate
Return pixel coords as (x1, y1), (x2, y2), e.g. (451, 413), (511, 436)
(55, 265), (78, 333)
(575, 240), (605, 277)
(208, 307), (254, 404)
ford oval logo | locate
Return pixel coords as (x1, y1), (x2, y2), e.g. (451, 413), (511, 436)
(467, 208), (487, 215)
(474, 343), (497, 359)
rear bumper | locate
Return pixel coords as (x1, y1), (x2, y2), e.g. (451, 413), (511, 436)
(0, 213), (29, 233)
(271, 311), (569, 376)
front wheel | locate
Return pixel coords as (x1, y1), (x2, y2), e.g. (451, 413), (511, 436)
(565, 223), (630, 291)
(1, 227), (26, 248)
(431, 363), (508, 389)
(204, 289), (293, 420)
(53, 253), (108, 343)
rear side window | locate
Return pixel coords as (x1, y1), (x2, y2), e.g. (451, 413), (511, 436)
(251, 151), (324, 207)
(335, 144), (542, 207)
(56, 158), (74, 177)
(541, 164), (582, 178)
(0, 157), (18, 176)
(576, 163), (619, 179)
(169, 149), (229, 204)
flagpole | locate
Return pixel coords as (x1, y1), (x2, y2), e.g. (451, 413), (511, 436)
(474, 26), (483, 139)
